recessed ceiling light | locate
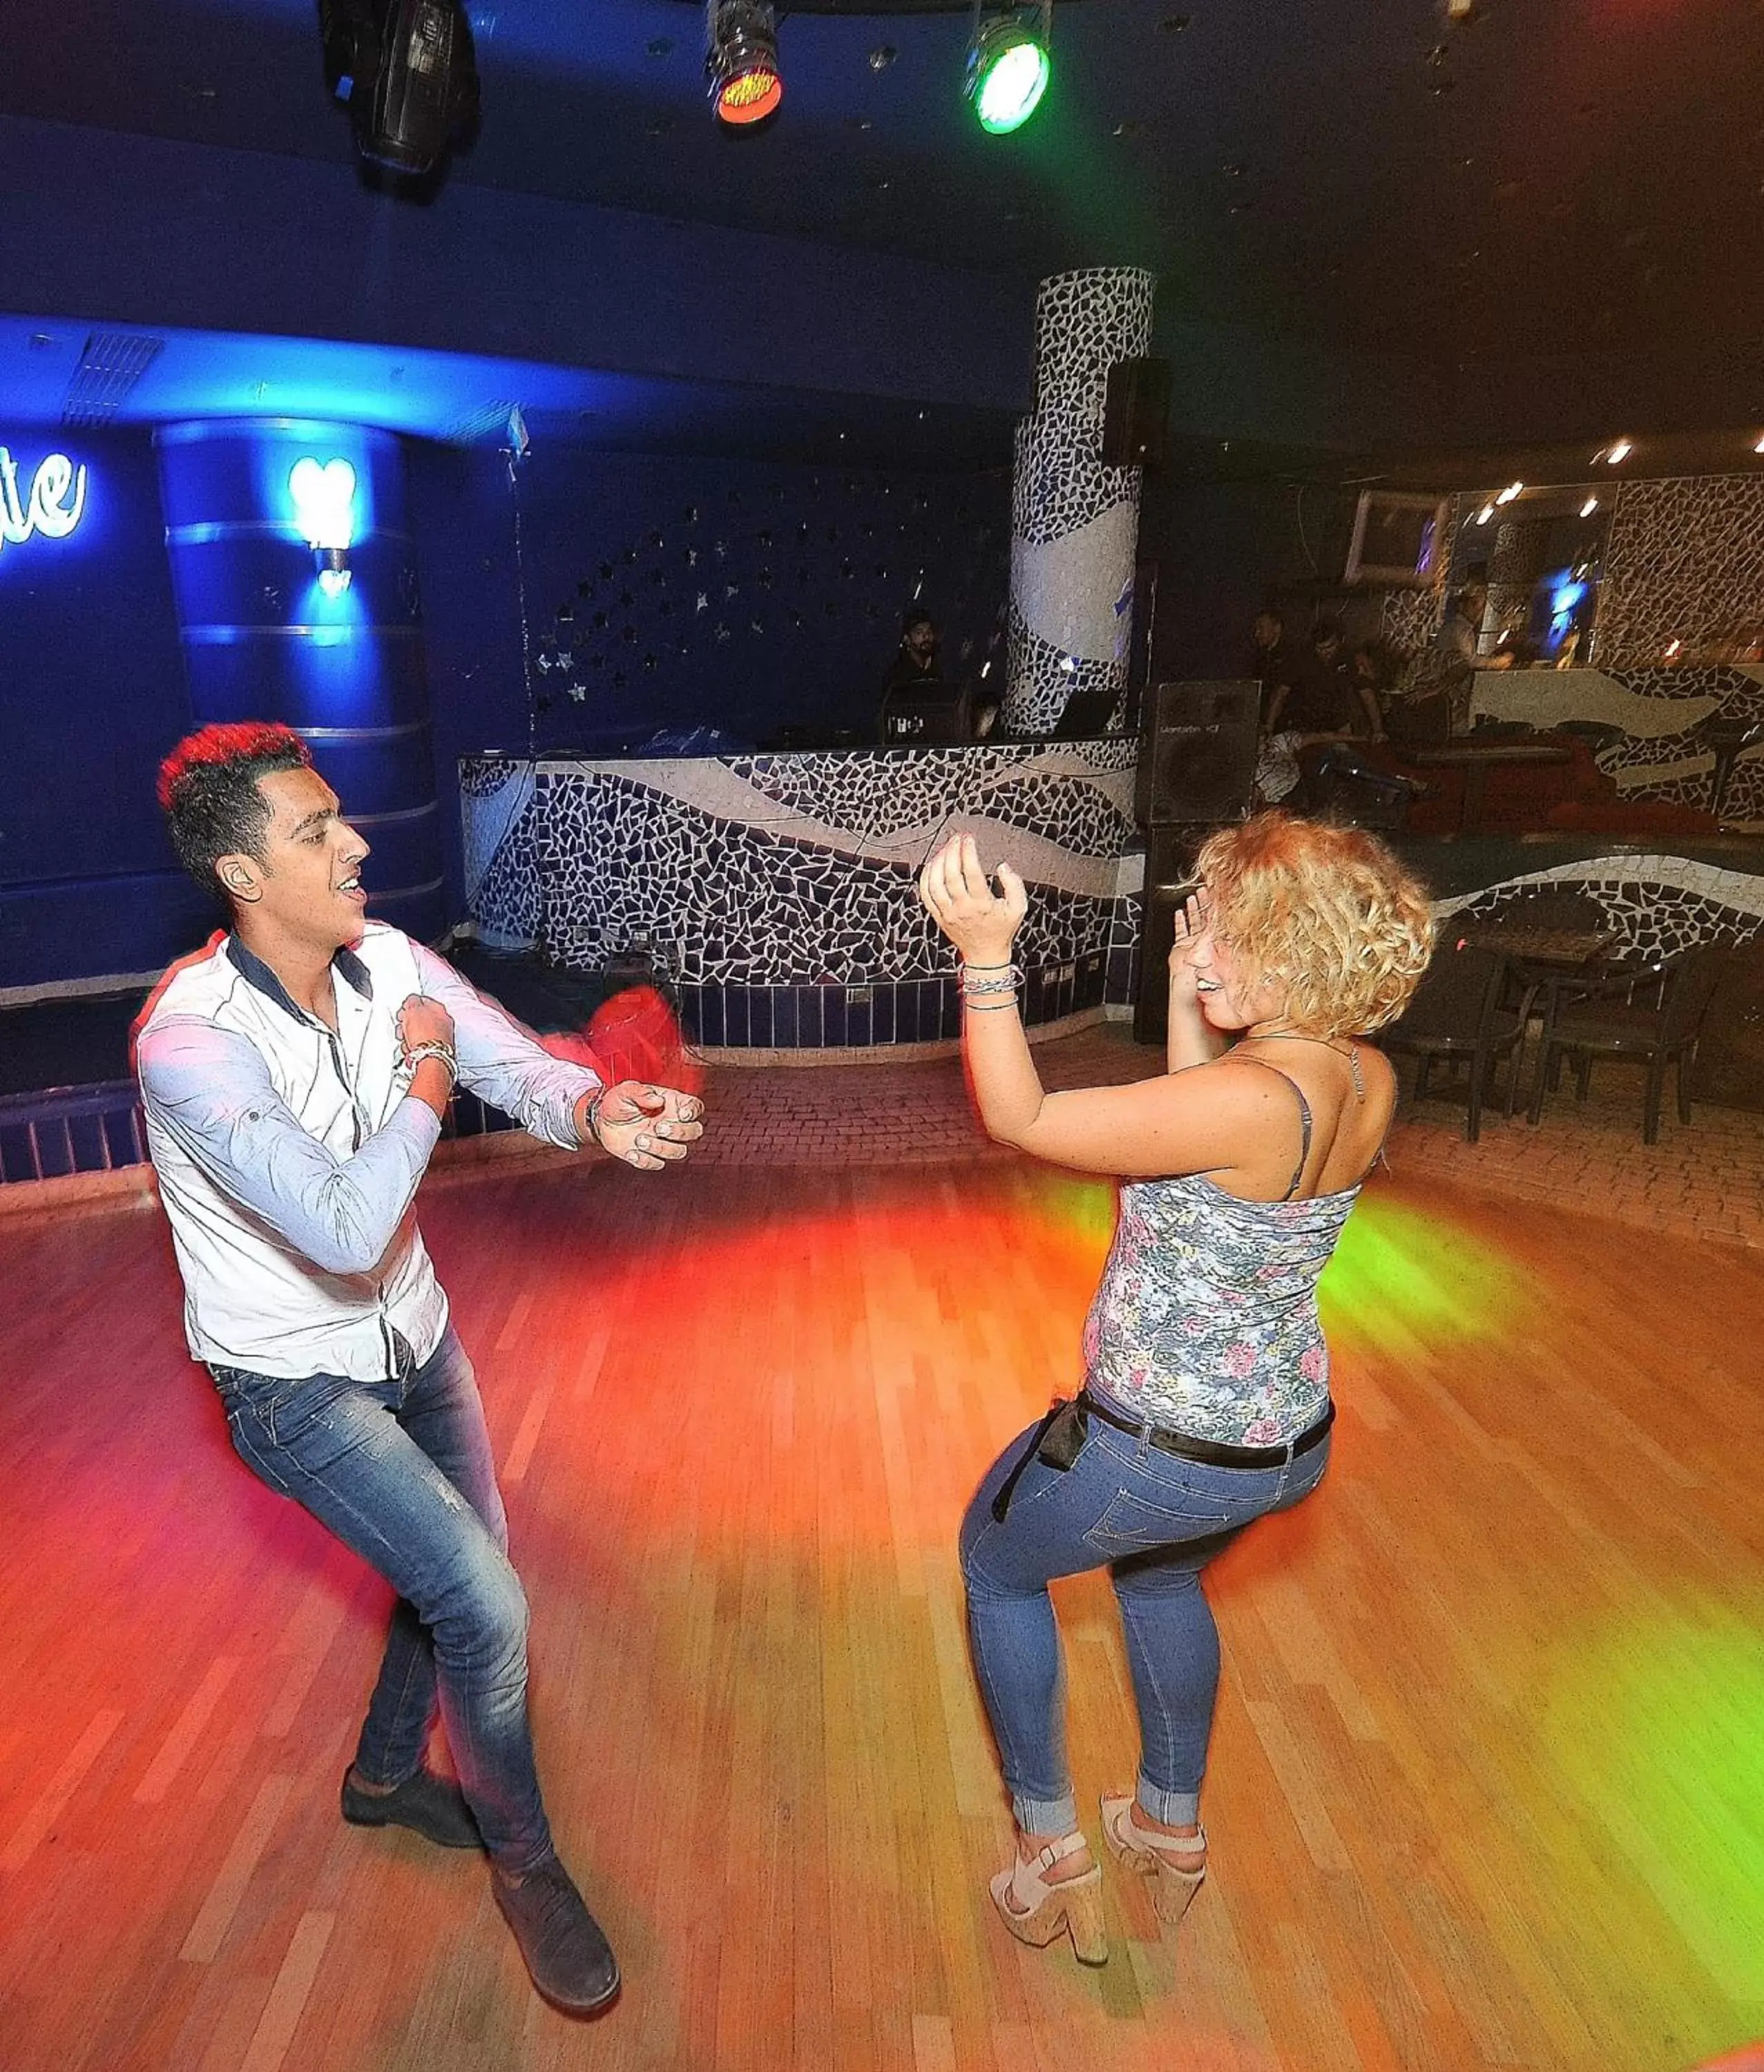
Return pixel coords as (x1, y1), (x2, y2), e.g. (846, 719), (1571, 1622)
(646, 37), (672, 57)
(867, 44), (897, 71)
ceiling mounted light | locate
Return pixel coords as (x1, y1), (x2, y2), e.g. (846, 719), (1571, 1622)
(1604, 439), (1633, 465)
(967, 1), (1052, 135)
(320, 0), (479, 177)
(1495, 479), (1524, 503)
(707, 0), (783, 127)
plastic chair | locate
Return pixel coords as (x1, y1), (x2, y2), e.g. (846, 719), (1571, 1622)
(1529, 943), (1729, 1143)
(1380, 941), (1533, 1142)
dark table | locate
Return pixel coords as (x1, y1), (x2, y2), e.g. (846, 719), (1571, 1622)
(1406, 742), (1575, 834)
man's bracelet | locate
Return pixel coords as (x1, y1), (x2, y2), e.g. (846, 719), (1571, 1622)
(403, 1040), (458, 1086)
(582, 1086), (608, 1147)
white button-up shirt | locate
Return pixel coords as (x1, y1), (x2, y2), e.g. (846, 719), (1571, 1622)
(137, 922), (600, 1381)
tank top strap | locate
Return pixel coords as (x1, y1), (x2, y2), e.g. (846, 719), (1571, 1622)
(1231, 1054), (1314, 1200)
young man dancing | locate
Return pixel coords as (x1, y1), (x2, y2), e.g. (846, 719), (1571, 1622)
(137, 722), (704, 2016)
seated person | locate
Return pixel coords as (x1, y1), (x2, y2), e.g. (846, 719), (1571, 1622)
(1269, 620), (1358, 736)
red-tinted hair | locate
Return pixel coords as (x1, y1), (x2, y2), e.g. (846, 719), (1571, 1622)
(156, 722), (313, 905)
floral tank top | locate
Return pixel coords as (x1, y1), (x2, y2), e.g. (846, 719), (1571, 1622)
(1080, 1071), (1363, 1446)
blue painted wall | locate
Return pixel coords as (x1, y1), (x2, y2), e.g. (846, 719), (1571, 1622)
(480, 445), (1013, 754)
(0, 428), (207, 990)
(0, 424), (1011, 991)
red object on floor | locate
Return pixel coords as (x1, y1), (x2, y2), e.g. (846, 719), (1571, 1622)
(1689, 2049), (1764, 2071)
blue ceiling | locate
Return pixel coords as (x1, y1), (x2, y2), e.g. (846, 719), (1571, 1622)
(3, 0), (1762, 450)
(8, 0), (1761, 356)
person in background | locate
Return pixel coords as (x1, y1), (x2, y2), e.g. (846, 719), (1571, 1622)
(136, 722), (705, 2019)
(1269, 619), (1353, 736)
(917, 815), (1432, 1968)
(1345, 640), (1392, 739)
(1437, 573), (1489, 666)
(881, 608), (941, 690)
(877, 608), (946, 740)
(1247, 606), (1292, 727)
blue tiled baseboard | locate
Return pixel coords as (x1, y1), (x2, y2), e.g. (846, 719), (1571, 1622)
(0, 1082), (520, 1188)
(677, 955), (1111, 1051)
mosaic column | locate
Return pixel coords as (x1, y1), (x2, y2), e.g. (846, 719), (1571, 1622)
(1005, 267), (1156, 737)
(156, 420), (445, 942)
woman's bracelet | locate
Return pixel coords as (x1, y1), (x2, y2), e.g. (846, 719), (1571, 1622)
(963, 995), (1019, 1012)
(582, 1087), (608, 1147)
(959, 961), (1024, 997)
(403, 1040), (458, 1087)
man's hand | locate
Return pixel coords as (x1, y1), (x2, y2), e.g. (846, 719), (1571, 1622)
(577, 1082), (705, 1171)
(398, 995), (457, 1057)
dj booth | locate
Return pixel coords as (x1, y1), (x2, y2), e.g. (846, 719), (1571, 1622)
(460, 739), (1144, 1055)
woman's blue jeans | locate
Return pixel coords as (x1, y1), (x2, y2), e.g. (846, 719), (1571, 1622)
(209, 1327), (553, 1874)
(959, 1408), (1330, 1837)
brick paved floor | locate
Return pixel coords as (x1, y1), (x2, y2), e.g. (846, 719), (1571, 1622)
(692, 1019), (1764, 1248)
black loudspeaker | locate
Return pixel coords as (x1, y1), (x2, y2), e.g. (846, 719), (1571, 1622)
(1132, 825), (1207, 1047)
(1139, 680), (1260, 826)
(1101, 357), (1172, 468)
(881, 680), (972, 745)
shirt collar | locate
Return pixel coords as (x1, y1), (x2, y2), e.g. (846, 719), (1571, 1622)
(225, 933), (374, 1024)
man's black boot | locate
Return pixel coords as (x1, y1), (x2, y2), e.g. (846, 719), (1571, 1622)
(341, 1765), (483, 1849)
(492, 1856), (622, 2015)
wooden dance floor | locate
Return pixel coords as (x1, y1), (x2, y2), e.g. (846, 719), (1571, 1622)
(1, 1150), (1761, 2071)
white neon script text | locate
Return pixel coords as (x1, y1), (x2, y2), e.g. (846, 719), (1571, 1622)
(0, 448), (89, 553)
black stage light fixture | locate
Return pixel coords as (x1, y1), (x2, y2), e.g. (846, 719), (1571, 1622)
(707, 0), (783, 127)
(320, 0), (480, 177)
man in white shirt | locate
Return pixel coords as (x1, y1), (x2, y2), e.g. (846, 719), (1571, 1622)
(137, 722), (704, 2017)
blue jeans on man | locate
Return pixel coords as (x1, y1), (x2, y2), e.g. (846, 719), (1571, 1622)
(210, 1327), (553, 1874)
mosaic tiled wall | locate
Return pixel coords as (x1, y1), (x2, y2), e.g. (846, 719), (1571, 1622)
(1006, 269), (1153, 736)
(1435, 853), (1764, 962)
(1595, 476), (1764, 664)
(1467, 663), (1764, 822)
(462, 742), (1142, 1049)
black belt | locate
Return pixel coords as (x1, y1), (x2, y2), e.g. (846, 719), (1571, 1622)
(990, 1390), (1335, 1523)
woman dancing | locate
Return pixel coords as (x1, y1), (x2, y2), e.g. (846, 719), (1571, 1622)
(919, 812), (1432, 1966)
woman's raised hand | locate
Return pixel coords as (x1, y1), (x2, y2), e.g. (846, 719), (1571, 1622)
(1167, 887), (1211, 1005)
(918, 834), (1028, 966)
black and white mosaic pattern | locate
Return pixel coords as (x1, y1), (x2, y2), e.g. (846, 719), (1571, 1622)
(1437, 855), (1764, 961)
(1468, 663), (1764, 821)
(462, 745), (1140, 1041)
(1595, 475), (1764, 664)
(1005, 599), (1131, 738)
(1006, 268), (1154, 737)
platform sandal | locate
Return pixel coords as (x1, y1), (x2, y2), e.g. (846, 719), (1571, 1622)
(987, 1830), (1107, 1966)
(1100, 1794), (1207, 1926)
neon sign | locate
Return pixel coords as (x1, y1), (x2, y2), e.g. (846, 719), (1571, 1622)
(0, 447), (88, 555)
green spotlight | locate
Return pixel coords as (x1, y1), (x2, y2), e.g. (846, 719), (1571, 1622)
(966, 7), (1051, 135)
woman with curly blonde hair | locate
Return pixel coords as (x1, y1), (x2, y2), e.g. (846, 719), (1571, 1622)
(918, 812), (1433, 1968)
